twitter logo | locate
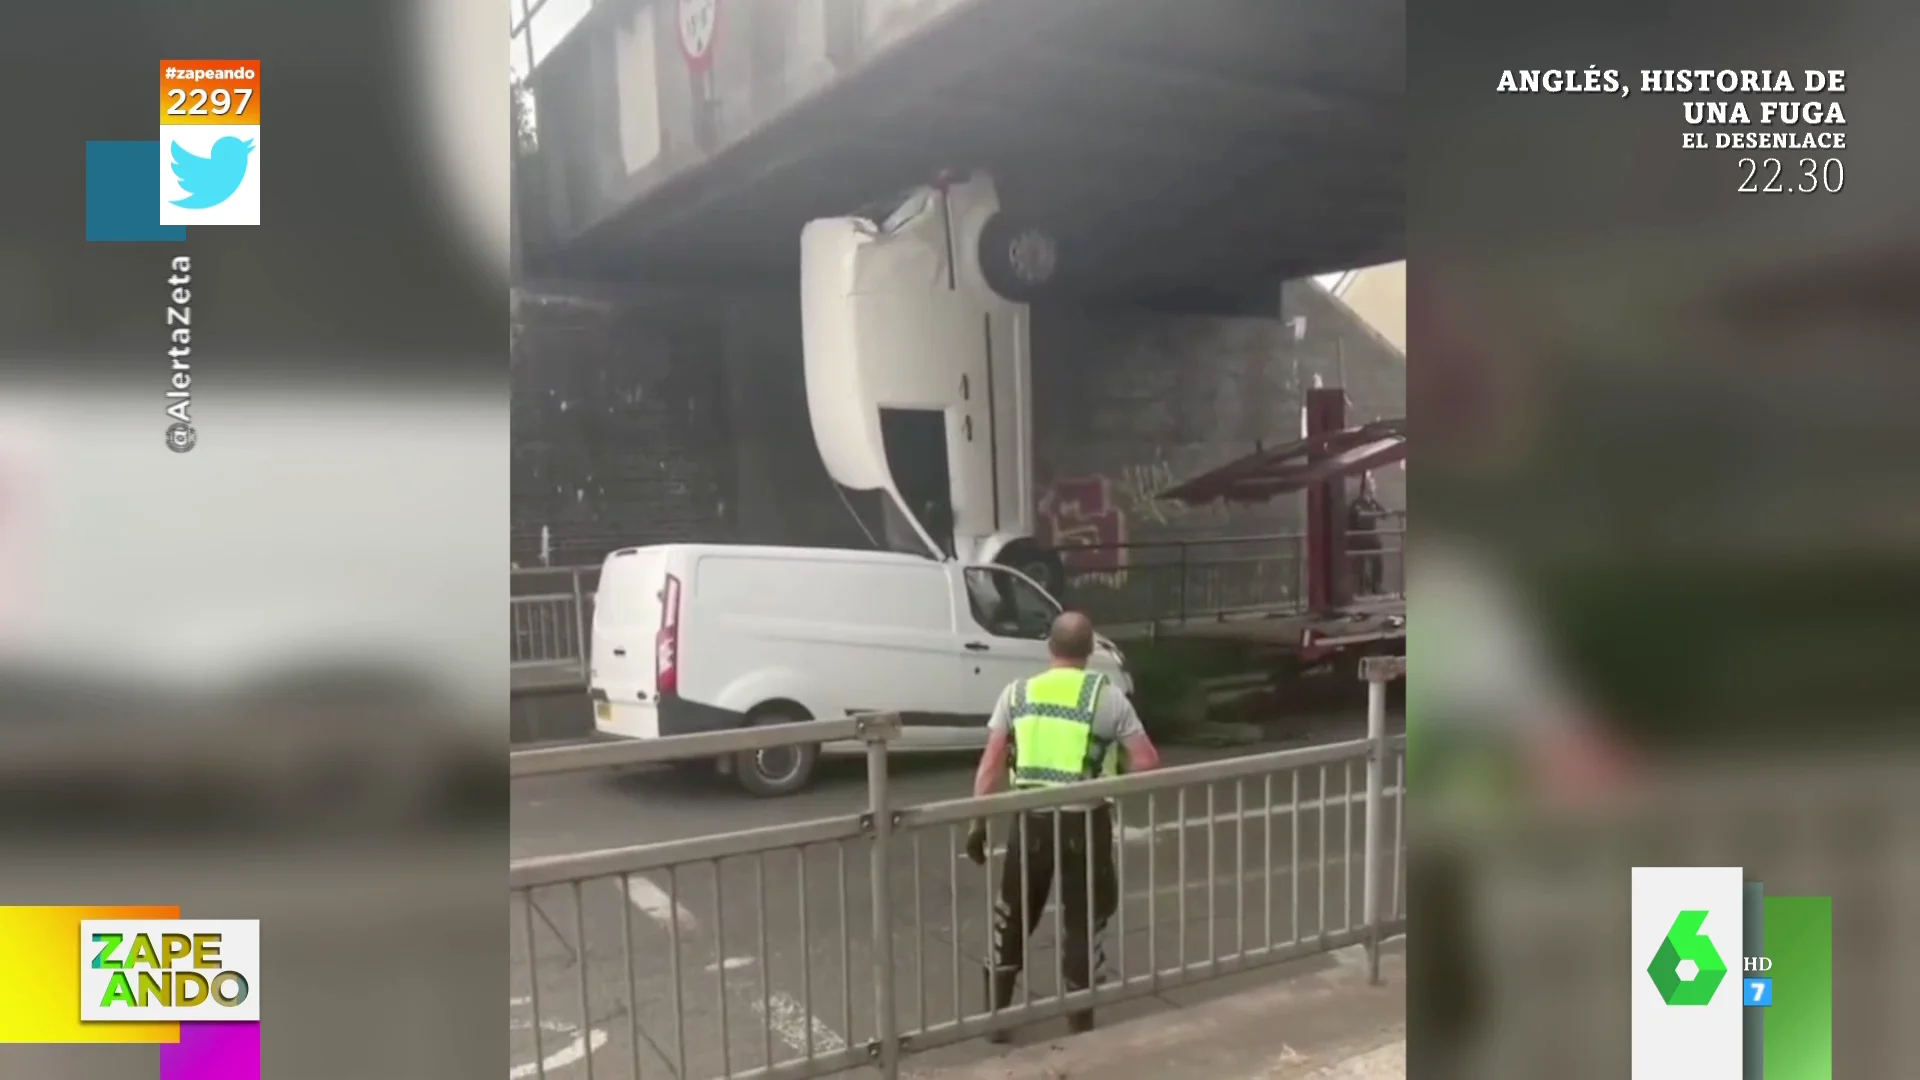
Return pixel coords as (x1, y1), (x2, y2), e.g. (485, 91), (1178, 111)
(170, 136), (253, 209)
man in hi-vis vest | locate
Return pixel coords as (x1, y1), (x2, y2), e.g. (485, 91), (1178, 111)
(965, 611), (1161, 1039)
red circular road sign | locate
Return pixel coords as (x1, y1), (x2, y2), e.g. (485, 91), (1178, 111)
(677, 0), (721, 71)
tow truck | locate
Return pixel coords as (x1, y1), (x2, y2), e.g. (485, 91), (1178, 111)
(1155, 396), (1406, 673)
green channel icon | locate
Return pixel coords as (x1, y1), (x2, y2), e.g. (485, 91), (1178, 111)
(1647, 910), (1728, 1005)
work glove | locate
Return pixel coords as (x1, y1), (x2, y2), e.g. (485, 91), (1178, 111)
(965, 819), (990, 866)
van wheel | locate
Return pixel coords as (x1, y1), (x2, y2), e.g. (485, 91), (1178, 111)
(735, 707), (819, 798)
(995, 538), (1067, 599)
(976, 212), (1060, 303)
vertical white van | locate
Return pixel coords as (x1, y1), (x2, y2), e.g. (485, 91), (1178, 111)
(589, 544), (1131, 796)
(800, 173), (1068, 593)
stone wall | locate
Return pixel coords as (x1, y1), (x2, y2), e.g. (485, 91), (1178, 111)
(1029, 282), (1405, 595)
(509, 285), (737, 566)
(510, 281), (1403, 569)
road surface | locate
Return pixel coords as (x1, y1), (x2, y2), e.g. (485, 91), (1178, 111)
(510, 717), (1406, 1080)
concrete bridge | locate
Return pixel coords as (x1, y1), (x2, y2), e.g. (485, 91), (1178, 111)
(516, 0), (1402, 312)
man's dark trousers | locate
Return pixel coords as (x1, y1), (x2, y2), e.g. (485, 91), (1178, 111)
(986, 804), (1119, 1031)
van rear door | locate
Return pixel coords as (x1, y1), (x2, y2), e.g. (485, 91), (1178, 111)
(590, 547), (669, 737)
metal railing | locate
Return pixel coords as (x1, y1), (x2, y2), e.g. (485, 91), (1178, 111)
(1060, 529), (1404, 630)
(511, 565), (598, 690)
(1057, 532), (1309, 628)
(509, 531), (1403, 691)
(508, 665), (1407, 1079)
(1343, 528), (1407, 604)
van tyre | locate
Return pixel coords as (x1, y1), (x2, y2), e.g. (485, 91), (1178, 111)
(976, 212), (1059, 303)
(735, 706), (820, 798)
(995, 538), (1067, 600)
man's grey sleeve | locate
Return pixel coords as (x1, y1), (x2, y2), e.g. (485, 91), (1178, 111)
(1095, 681), (1147, 741)
(986, 685), (1015, 732)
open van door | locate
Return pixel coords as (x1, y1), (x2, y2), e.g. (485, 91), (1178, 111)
(800, 174), (1050, 574)
(590, 546), (670, 739)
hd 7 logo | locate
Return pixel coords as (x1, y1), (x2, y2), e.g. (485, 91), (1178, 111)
(1647, 910), (1729, 1005)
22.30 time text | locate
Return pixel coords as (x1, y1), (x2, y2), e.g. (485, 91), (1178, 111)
(1738, 157), (1844, 194)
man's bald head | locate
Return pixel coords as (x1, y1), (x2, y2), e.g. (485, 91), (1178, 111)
(1047, 611), (1096, 664)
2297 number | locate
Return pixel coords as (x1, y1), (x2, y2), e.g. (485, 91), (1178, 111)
(166, 87), (254, 117)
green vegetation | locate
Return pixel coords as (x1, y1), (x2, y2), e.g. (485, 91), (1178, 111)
(1118, 637), (1273, 741)
(1117, 635), (1398, 745)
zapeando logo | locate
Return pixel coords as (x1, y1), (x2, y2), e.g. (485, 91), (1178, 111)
(1647, 910), (1729, 1005)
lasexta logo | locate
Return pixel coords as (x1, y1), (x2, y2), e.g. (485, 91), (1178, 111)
(1647, 909), (1728, 1005)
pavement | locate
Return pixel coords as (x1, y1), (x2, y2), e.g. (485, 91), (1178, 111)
(1298, 1040), (1404, 1079)
(510, 713), (1406, 1080)
(899, 948), (1405, 1080)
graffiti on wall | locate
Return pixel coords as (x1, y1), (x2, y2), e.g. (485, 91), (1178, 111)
(1034, 455), (1231, 590)
(1036, 477), (1129, 587)
(1113, 458), (1229, 530)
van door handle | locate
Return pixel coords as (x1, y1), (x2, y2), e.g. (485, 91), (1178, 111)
(964, 642), (990, 652)
(612, 648), (626, 657)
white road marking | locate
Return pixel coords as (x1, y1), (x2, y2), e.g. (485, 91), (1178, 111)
(752, 991), (849, 1055)
(508, 1022), (609, 1078)
(509, 1017), (586, 1034)
(600, 881), (843, 1064)
(511, 996), (531, 1007)
(623, 875), (699, 932)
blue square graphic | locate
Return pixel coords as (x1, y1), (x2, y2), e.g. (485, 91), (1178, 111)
(86, 141), (187, 242)
(1743, 976), (1773, 1007)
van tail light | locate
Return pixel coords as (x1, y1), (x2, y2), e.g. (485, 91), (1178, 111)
(655, 573), (682, 696)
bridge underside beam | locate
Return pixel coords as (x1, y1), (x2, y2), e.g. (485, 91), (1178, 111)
(525, 0), (1402, 312)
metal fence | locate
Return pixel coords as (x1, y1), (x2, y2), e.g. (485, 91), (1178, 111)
(1059, 529), (1404, 628)
(509, 531), (1403, 690)
(511, 565), (599, 690)
(1057, 532), (1308, 627)
(508, 664), (1407, 1080)
(511, 571), (592, 665)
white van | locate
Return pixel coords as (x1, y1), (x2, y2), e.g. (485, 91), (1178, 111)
(589, 544), (1131, 796)
(800, 173), (1067, 593)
